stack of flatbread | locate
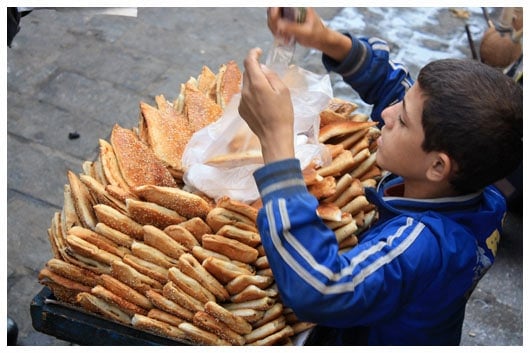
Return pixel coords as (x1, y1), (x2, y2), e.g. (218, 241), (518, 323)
(38, 61), (382, 345)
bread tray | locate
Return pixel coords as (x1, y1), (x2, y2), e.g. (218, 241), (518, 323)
(31, 287), (313, 345)
(30, 286), (188, 346)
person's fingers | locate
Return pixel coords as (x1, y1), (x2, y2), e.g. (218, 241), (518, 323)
(237, 96), (248, 119)
(274, 8), (323, 48)
(241, 47), (288, 106)
(241, 53), (251, 90)
(267, 7), (281, 34)
(304, 8), (319, 23)
(242, 47), (263, 77)
(239, 48), (262, 119)
(280, 15), (308, 35)
(260, 65), (283, 94)
(243, 47), (271, 90)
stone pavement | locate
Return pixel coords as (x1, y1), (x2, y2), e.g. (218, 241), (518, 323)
(6, 7), (523, 346)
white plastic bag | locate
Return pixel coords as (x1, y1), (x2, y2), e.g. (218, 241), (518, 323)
(182, 65), (333, 204)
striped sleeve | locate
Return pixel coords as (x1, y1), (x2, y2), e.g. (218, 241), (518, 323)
(253, 159), (431, 327)
(322, 34), (413, 124)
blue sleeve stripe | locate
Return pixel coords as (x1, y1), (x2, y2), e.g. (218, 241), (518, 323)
(268, 199), (425, 295)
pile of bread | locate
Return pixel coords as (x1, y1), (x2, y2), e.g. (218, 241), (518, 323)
(38, 60), (382, 346)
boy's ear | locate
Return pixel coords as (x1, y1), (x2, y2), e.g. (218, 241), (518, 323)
(426, 152), (453, 182)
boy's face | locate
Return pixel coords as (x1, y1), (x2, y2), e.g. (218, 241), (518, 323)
(376, 83), (431, 180)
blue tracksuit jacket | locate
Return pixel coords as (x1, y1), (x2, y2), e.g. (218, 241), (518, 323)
(252, 35), (505, 345)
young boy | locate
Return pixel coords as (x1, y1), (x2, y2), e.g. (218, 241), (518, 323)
(237, 8), (522, 345)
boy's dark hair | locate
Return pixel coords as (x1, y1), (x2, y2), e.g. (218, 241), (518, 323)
(417, 58), (522, 194)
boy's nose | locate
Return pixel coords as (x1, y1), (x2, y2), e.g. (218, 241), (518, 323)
(381, 106), (395, 127)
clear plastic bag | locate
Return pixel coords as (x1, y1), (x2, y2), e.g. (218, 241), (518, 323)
(265, 7), (307, 76)
(182, 65), (333, 204)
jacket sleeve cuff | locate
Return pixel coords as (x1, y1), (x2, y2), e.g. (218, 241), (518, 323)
(253, 159), (308, 204)
(322, 32), (371, 77)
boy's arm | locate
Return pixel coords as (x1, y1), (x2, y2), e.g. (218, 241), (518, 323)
(322, 34), (414, 124)
(253, 159), (432, 327)
(267, 8), (412, 123)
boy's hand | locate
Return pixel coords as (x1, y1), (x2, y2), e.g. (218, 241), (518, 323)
(267, 7), (352, 63)
(267, 7), (327, 49)
(238, 48), (295, 163)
